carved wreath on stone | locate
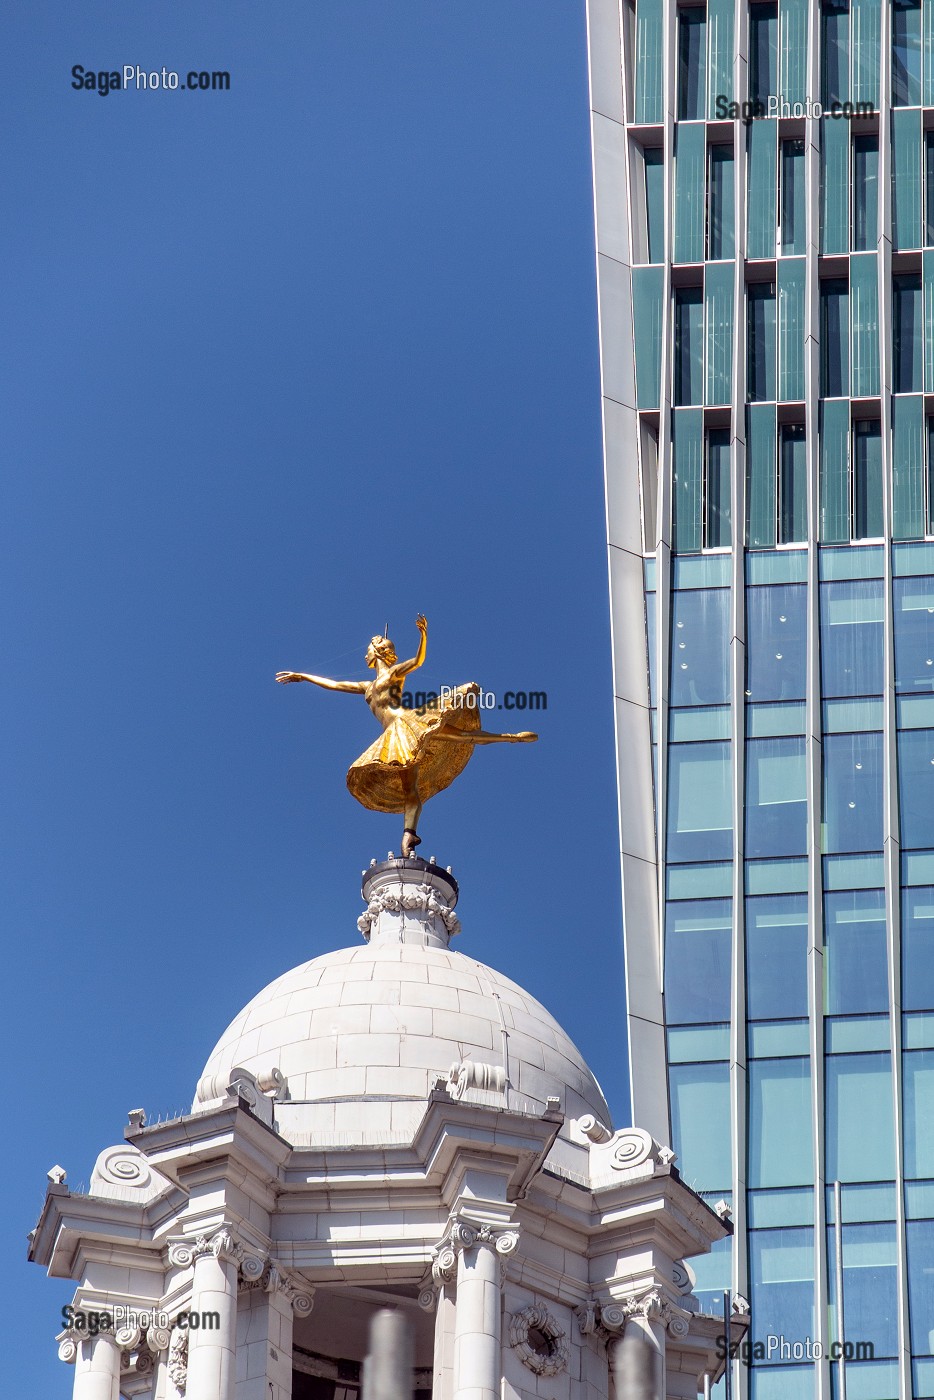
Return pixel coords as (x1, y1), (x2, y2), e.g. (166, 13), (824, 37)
(509, 1303), (570, 1377)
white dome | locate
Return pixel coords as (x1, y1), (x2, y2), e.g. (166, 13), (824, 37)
(196, 940), (611, 1129)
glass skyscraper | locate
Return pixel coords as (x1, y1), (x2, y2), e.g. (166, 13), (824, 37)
(585, 1), (934, 1396)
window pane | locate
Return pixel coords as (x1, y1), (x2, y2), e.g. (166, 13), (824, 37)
(633, 266), (664, 409)
(673, 408), (704, 552)
(678, 10), (706, 120)
(674, 287), (704, 405)
(634, 0), (664, 122)
(746, 893), (809, 1019)
(892, 395), (926, 539)
(670, 588), (731, 705)
(749, 1059), (813, 1186)
(778, 259), (806, 401)
(780, 0), (808, 106)
(893, 0), (923, 106)
(747, 584), (807, 701)
(894, 577), (934, 693)
(893, 107), (922, 250)
(706, 428), (732, 548)
(669, 1061), (731, 1190)
(674, 122), (707, 263)
(894, 273), (923, 392)
(644, 148), (665, 263)
(822, 731), (885, 854)
(850, 254), (880, 397)
(665, 898), (732, 1023)
(708, 145), (735, 261)
(667, 741), (733, 862)
(820, 579), (885, 697)
(907, 1221), (934, 1355)
(706, 262), (734, 404)
(746, 737), (808, 858)
(926, 132), (934, 245)
(748, 1228), (815, 1353)
(748, 120), (779, 257)
(821, 278), (850, 396)
(747, 404), (778, 548)
(852, 136), (879, 250)
(826, 1052), (895, 1181)
(898, 728), (934, 847)
(824, 888), (888, 1013)
(820, 399), (851, 542)
(781, 139), (806, 254)
(907, 1226), (934, 1366)
(852, 0), (882, 106)
(853, 420), (883, 540)
(750, 3), (779, 103)
(779, 426), (808, 542)
(828, 1222), (899, 1361)
(748, 283), (777, 402)
(903, 886), (934, 1011)
(708, 0), (735, 115)
(904, 1049), (934, 1177)
(822, 0), (849, 106)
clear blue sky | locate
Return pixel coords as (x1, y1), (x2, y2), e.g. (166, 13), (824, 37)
(1, 4), (625, 1390)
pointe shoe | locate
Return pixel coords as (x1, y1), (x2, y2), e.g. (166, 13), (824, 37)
(402, 828), (422, 858)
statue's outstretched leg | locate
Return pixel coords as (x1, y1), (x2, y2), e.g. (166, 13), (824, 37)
(435, 722), (537, 745)
(401, 770), (422, 858)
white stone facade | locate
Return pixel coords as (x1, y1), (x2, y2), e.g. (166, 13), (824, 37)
(30, 857), (744, 1398)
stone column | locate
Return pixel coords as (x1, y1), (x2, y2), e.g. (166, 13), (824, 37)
(180, 1230), (242, 1400)
(236, 1265), (314, 1400)
(448, 1222), (519, 1400)
(64, 1332), (121, 1400)
(601, 1293), (671, 1400)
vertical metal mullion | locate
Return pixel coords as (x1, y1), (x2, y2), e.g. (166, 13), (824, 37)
(653, 0), (679, 1147)
(878, 7), (913, 1392)
(731, 2), (749, 1396)
(806, 0), (831, 1391)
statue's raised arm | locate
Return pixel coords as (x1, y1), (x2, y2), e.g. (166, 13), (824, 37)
(278, 615), (536, 857)
(275, 671), (367, 693)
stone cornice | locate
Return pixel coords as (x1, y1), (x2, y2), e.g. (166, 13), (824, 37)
(125, 1101), (291, 1185)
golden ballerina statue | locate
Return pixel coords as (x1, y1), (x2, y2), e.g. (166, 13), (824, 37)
(276, 615), (537, 857)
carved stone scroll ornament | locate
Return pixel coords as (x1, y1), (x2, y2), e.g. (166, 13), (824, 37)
(509, 1303), (571, 1377)
(168, 1228), (261, 1278)
(429, 1217), (520, 1291)
(93, 1146), (152, 1191)
(576, 1292), (692, 1341)
(57, 1331), (81, 1365)
(606, 1127), (677, 1172)
(167, 1329), (188, 1393)
(266, 1265), (315, 1316)
(445, 1058), (506, 1100)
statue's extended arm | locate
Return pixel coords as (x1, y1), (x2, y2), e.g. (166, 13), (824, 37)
(276, 672), (367, 693)
(394, 614), (428, 679)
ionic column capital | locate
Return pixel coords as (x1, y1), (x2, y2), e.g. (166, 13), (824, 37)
(580, 1289), (690, 1339)
(430, 1213), (520, 1284)
(168, 1228), (266, 1280)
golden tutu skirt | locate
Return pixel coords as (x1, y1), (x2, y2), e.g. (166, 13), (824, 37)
(346, 683), (481, 813)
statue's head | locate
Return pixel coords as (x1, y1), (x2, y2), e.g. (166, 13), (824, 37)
(366, 635), (397, 668)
